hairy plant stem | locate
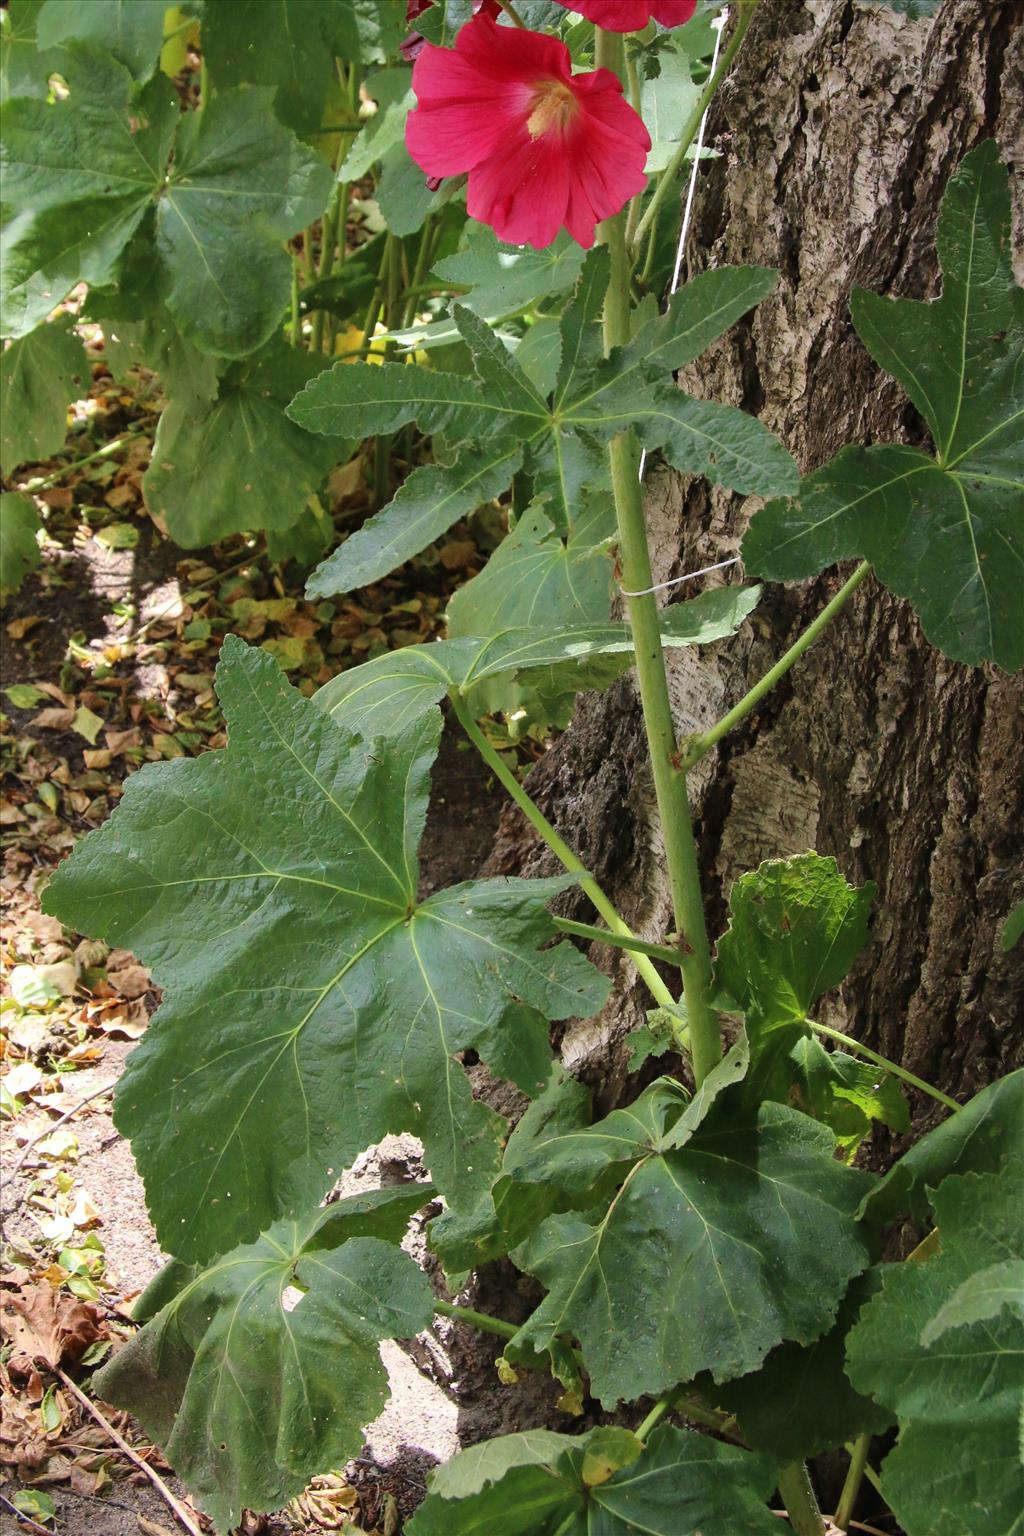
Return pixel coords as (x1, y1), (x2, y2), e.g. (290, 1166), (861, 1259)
(631, 0), (762, 258)
(806, 1018), (962, 1113)
(835, 1433), (872, 1531)
(777, 1462), (827, 1536)
(495, 0), (527, 25)
(681, 562), (873, 768)
(552, 916), (684, 969)
(448, 692), (678, 1012)
(595, 36), (719, 1085)
(434, 1300), (518, 1341)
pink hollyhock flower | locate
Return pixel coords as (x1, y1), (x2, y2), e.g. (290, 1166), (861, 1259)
(406, 12), (650, 249)
(554, 0), (698, 30)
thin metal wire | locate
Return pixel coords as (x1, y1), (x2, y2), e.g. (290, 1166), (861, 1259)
(624, 8), (735, 600)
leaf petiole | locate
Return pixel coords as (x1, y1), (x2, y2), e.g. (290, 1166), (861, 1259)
(434, 1300), (519, 1341)
(680, 561), (873, 769)
(448, 690), (679, 1011)
(552, 917), (685, 969)
(804, 1018), (962, 1114)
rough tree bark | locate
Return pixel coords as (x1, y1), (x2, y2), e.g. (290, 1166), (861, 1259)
(487, 0), (1024, 1125)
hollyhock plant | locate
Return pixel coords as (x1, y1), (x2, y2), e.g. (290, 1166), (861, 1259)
(554, 0), (698, 27)
(405, 10), (650, 249)
(401, 0), (500, 62)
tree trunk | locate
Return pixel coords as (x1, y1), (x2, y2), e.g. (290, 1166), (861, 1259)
(486, 0), (1024, 1129)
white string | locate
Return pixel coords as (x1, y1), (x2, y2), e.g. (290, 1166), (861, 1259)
(624, 8), (734, 600)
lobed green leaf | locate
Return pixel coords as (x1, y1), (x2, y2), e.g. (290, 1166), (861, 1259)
(96, 1188), (435, 1534)
(43, 640), (608, 1262)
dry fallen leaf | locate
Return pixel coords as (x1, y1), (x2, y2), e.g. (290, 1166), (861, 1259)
(1, 1280), (108, 1377)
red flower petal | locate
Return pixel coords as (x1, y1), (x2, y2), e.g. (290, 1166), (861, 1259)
(406, 12), (650, 249)
(554, 0), (697, 29)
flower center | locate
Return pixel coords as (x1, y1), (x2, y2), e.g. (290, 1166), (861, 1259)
(526, 79), (579, 140)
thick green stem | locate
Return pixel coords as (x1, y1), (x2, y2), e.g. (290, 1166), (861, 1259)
(835, 1433), (872, 1530)
(552, 917), (684, 970)
(631, 0), (762, 257)
(682, 562), (873, 768)
(806, 1018), (962, 1114)
(448, 692), (677, 1011)
(777, 1463), (826, 1536)
(434, 1300), (518, 1341)
(593, 82), (719, 1082)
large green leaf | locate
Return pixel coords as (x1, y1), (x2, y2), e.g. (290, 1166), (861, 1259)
(101, 307), (219, 413)
(0, 317), (85, 469)
(409, 1424), (780, 1536)
(708, 1273), (893, 1460)
(35, 0), (168, 80)
(1, 46), (332, 351)
(511, 1099), (872, 1404)
(96, 1188), (435, 1534)
(743, 142), (1023, 672)
(0, 491), (42, 596)
(859, 1068), (1023, 1226)
(201, 0), (341, 135)
(43, 639), (607, 1262)
(305, 437), (525, 597)
(846, 1160), (1024, 1536)
(143, 342), (352, 546)
(313, 587), (762, 738)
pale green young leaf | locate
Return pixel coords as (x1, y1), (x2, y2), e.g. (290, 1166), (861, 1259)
(860, 1068), (1023, 1226)
(920, 1258), (1024, 1346)
(715, 853), (876, 1028)
(305, 437), (524, 597)
(0, 492), (42, 597)
(709, 1273), (894, 1461)
(410, 1425), (780, 1536)
(313, 586), (762, 737)
(432, 223), (585, 319)
(744, 142), (1023, 672)
(446, 502), (615, 637)
(143, 342), (351, 547)
(513, 1102), (872, 1405)
(788, 1037), (909, 1157)
(36, 0), (168, 79)
(846, 1161), (1024, 1536)
(0, 318), (86, 470)
(445, 498), (615, 727)
(642, 38), (702, 173)
(96, 1190), (435, 1535)
(43, 640), (607, 1261)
